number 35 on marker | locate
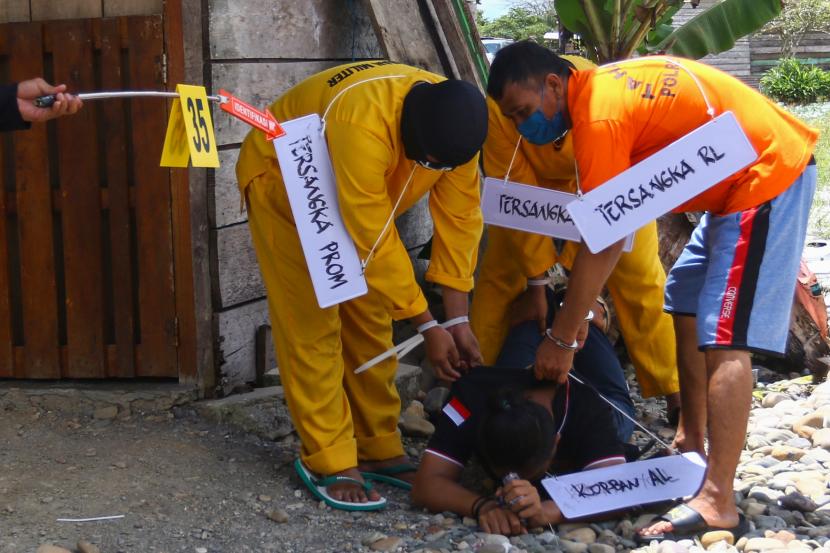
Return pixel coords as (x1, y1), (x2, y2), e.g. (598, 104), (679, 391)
(160, 84), (220, 168)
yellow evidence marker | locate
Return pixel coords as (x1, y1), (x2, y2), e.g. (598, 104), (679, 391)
(160, 84), (220, 168)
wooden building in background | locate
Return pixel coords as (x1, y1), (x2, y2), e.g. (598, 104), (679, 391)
(0, 0), (485, 394)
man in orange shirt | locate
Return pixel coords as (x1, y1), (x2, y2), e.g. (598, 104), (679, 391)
(487, 41), (818, 541)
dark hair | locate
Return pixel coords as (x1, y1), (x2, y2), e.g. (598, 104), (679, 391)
(477, 386), (557, 475)
(487, 40), (575, 101)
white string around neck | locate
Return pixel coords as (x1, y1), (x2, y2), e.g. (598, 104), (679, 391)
(361, 163), (418, 273)
(319, 74), (407, 135)
(315, 72), (418, 273)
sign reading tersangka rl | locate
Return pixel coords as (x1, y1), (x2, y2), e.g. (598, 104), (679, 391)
(567, 112), (758, 253)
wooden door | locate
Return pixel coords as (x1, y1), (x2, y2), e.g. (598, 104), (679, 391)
(0, 16), (179, 378)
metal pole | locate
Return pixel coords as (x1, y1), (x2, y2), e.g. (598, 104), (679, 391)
(34, 90), (224, 108)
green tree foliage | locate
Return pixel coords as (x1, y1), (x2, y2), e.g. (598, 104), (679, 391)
(762, 0), (830, 57)
(554, 0), (782, 63)
(478, 1), (556, 40)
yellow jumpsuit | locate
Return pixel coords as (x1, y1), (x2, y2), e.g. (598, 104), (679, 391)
(470, 57), (678, 398)
(237, 62), (483, 475)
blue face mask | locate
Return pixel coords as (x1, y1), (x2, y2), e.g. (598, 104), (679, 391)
(517, 86), (569, 145)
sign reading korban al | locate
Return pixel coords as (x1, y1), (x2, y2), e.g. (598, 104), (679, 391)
(481, 177), (634, 251)
(543, 452), (707, 519)
(273, 114), (368, 308)
(567, 112), (758, 253)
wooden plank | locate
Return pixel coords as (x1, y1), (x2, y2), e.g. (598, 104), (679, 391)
(104, 0), (162, 17)
(8, 22), (60, 378)
(164, 0), (198, 384)
(31, 0), (101, 20)
(753, 45), (830, 55)
(213, 148), (247, 228)
(99, 17), (135, 377)
(176, 0), (217, 392)
(0, 125), (13, 375)
(216, 298), (270, 390)
(126, 15), (177, 377)
(49, 19), (105, 378)
(211, 61), (341, 146)
(208, 0), (381, 60)
(364, 0), (445, 74)
(215, 224), (265, 309)
(0, 0), (30, 23)
(428, 0), (486, 88)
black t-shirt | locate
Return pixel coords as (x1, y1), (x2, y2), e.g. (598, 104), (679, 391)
(425, 367), (626, 475)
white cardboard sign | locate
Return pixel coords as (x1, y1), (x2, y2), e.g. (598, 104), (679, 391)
(481, 177), (633, 251)
(273, 114), (368, 308)
(567, 111), (758, 253)
(542, 452), (707, 519)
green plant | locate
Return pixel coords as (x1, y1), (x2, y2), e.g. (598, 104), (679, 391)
(760, 58), (830, 104)
(554, 0), (783, 63)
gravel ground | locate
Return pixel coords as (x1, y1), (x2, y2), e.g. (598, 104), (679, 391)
(2, 367), (829, 553)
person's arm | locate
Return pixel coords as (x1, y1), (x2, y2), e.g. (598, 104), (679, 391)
(412, 452), (526, 535)
(16, 78), (82, 124)
(535, 120), (633, 383)
(441, 286), (482, 377)
(427, 155), (484, 374)
(535, 241), (625, 382)
(326, 121), (459, 374)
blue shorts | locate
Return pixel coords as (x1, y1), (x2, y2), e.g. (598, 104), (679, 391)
(664, 162), (817, 355)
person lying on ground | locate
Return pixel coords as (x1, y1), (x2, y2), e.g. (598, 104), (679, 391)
(411, 368), (630, 534)
(411, 362), (633, 535)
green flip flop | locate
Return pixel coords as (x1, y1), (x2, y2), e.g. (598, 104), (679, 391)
(294, 459), (387, 511)
(361, 462), (418, 491)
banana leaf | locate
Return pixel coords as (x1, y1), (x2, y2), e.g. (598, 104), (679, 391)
(654, 0), (783, 59)
(554, 0), (595, 39)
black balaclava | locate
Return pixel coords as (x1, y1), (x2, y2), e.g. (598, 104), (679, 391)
(400, 79), (488, 168)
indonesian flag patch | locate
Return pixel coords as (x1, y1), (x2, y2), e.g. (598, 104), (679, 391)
(442, 397), (471, 426)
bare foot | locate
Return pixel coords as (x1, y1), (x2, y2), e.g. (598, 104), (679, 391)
(358, 455), (416, 485)
(638, 495), (740, 537)
(326, 467), (381, 503)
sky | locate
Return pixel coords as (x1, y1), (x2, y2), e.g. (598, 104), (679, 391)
(478, 0), (516, 20)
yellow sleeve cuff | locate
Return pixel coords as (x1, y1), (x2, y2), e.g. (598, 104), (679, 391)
(522, 258), (556, 280)
(425, 268), (474, 293)
(391, 293), (429, 322)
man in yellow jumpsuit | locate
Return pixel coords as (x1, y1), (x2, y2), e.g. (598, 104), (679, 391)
(471, 55), (680, 408)
(236, 61), (488, 511)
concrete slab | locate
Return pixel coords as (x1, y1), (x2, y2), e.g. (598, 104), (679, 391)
(0, 382), (198, 419)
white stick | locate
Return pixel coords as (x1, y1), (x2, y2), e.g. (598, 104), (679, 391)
(56, 515), (125, 523)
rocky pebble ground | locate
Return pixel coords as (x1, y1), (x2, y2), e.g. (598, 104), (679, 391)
(348, 372), (830, 553)
(12, 369), (830, 553)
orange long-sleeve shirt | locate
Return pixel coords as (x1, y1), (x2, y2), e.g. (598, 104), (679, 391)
(568, 57), (818, 215)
